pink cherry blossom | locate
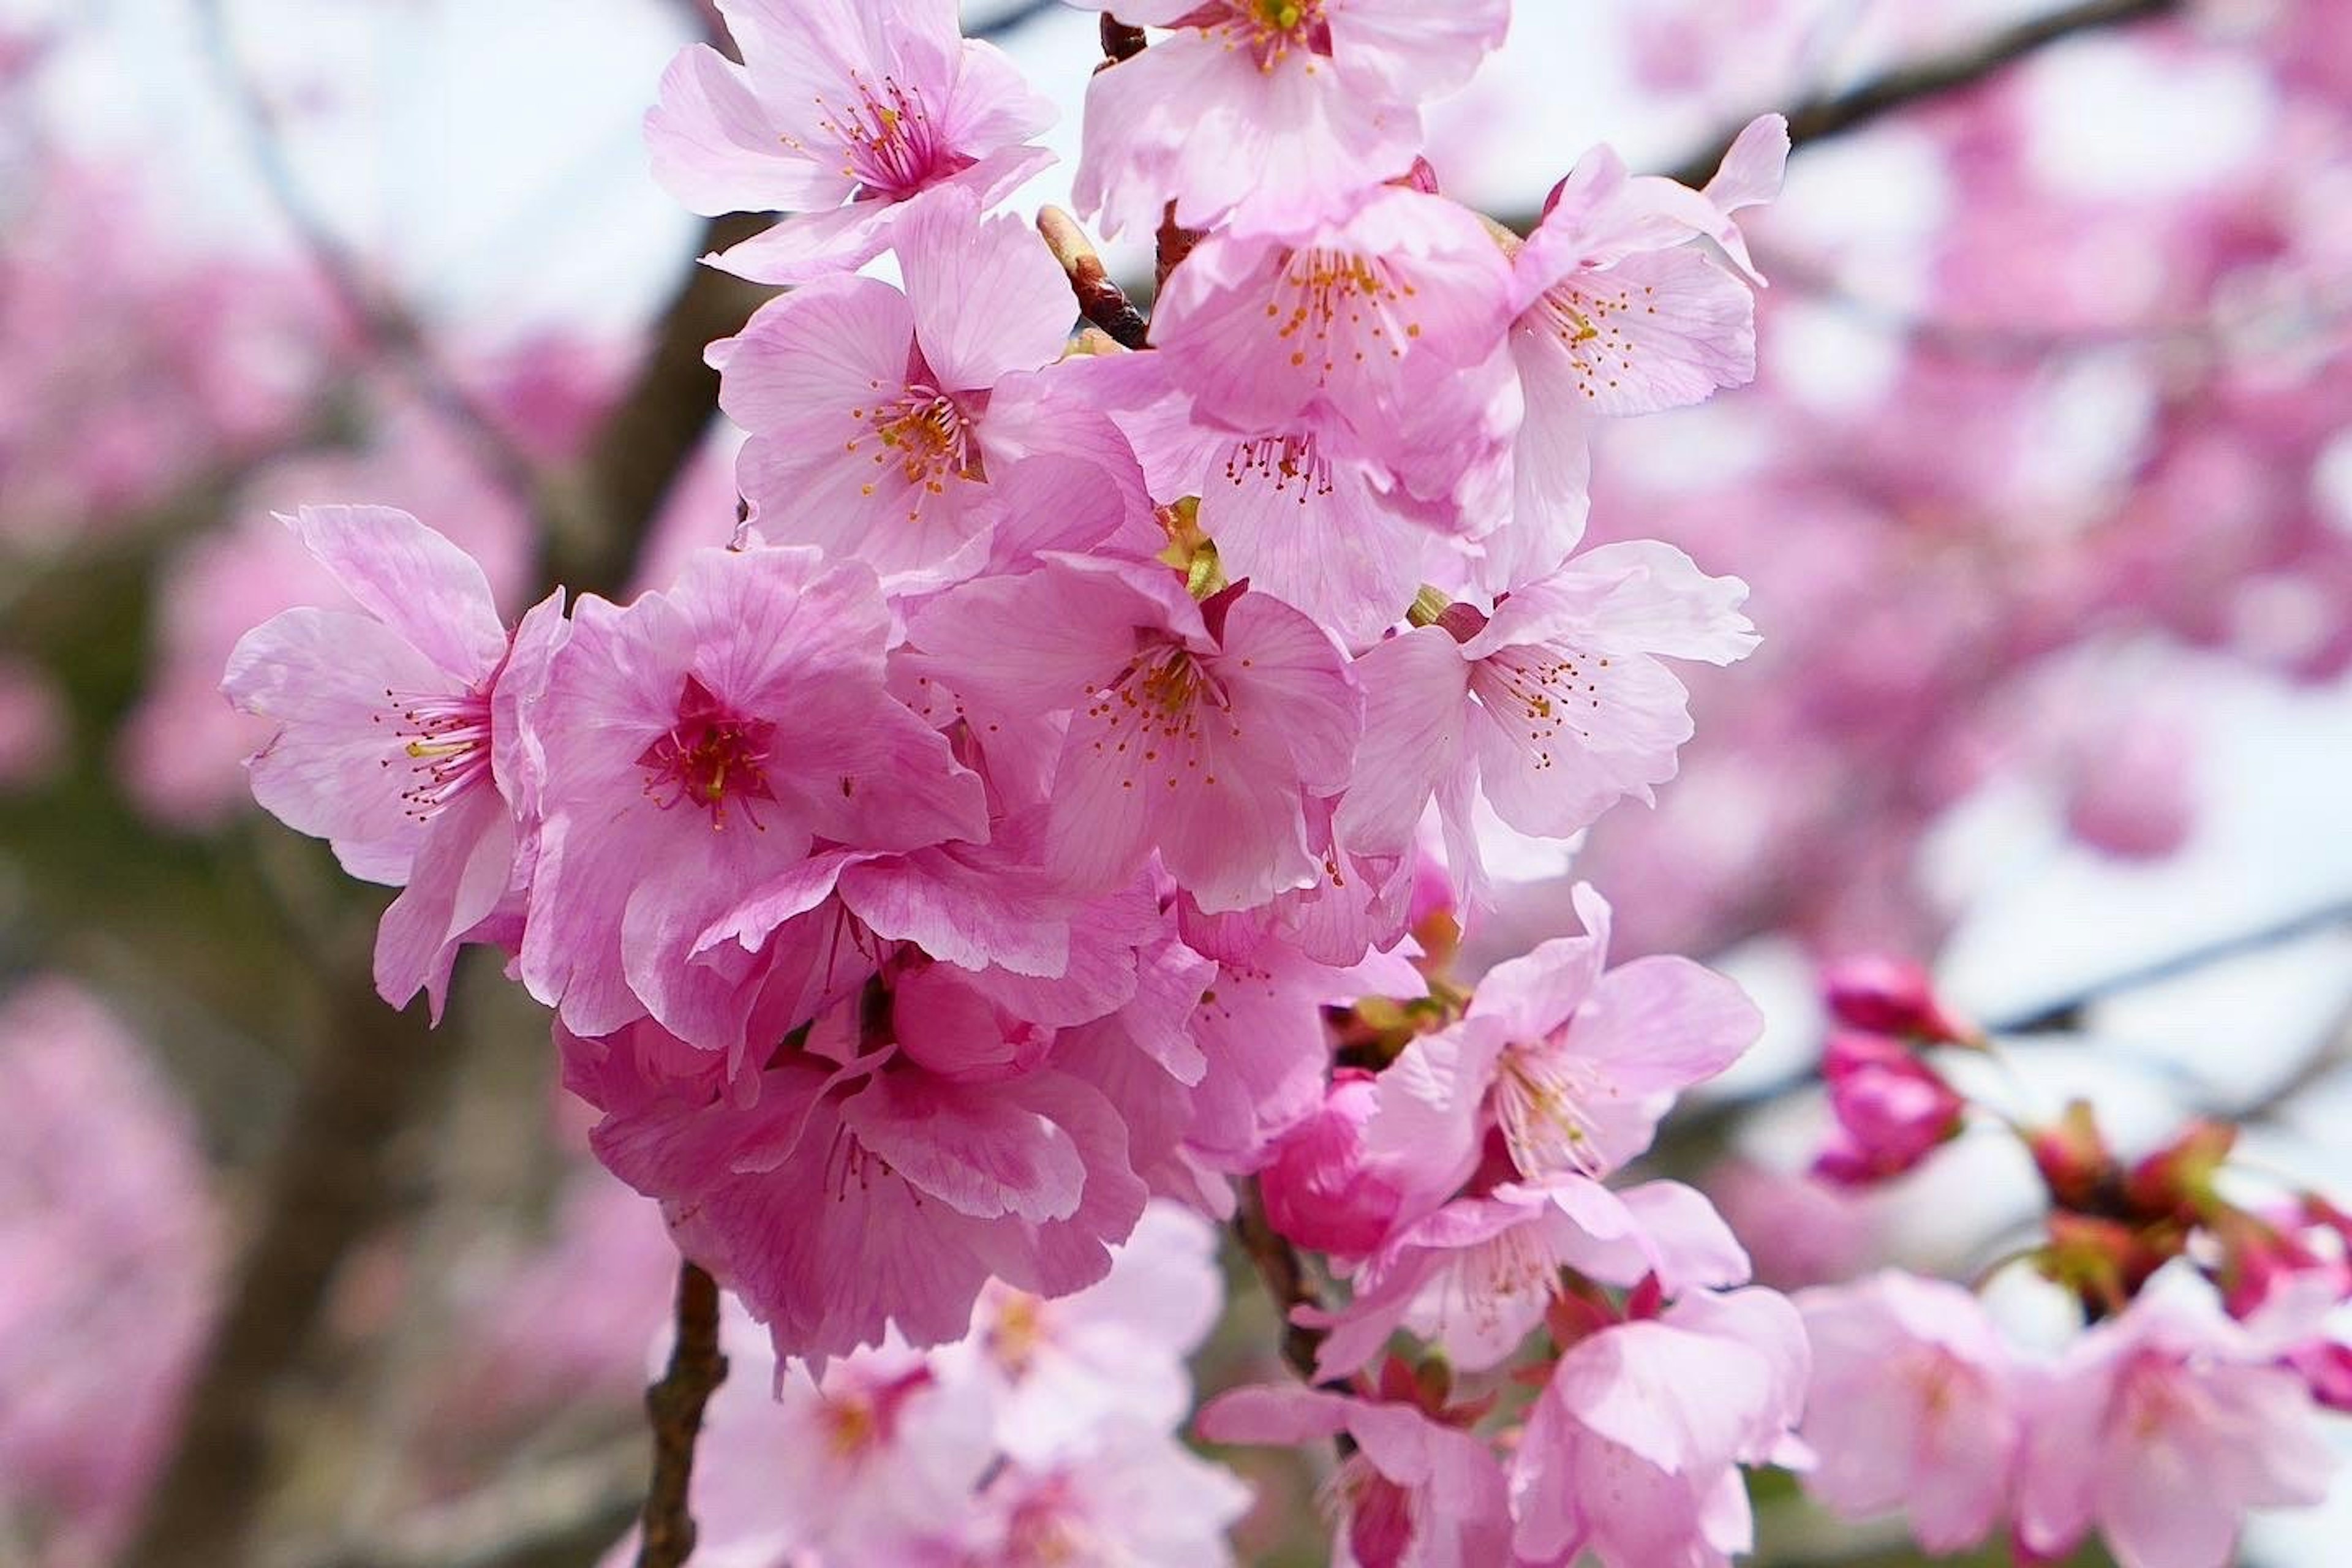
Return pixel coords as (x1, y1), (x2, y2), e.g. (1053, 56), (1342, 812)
(1302, 1175), (1751, 1380)
(1063, 347), (1453, 643)
(221, 505), (564, 1020)
(1484, 116), (1788, 587)
(2015, 1284), (2336, 1568)
(1152, 185), (1520, 530)
(952, 1201), (1223, 1464)
(1368, 885), (1762, 1185)
(1259, 1069), (1403, 1257)
(519, 544), (987, 1043)
(1070, 0), (1510, 242)
(957, 1419), (1251, 1567)
(645, 0), (1055, 284)
(568, 1000), (1150, 1363)
(1510, 1287), (1810, 1568)
(1338, 542), (1757, 891)
(1796, 1270), (2022, 1554)
(905, 559), (1360, 912)
(714, 188), (1151, 587)
(1199, 1382), (1513, 1568)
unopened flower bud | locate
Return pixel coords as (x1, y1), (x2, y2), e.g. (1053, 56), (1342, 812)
(2124, 1118), (2236, 1221)
(1811, 1031), (1964, 1187)
(1260, 1070), (1402, 1259)
(1822, 955), (1976, 1044)
(2027, 1099), (2117, 1213)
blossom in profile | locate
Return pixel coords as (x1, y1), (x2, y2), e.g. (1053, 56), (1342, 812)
(1510, 1287), (1810, 1568)
(1796, 1270), (2022, 1554)
(1490, 115), (1789, 587)
(646, 0), (1055, 282)
(222, 505), (565, 1019)
(1337, 543), (1758, 890)
(1811, 1030), (1967, 1187)
(1069, 0), (1510, 241)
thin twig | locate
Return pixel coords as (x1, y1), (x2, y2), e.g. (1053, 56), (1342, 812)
(193, 0), (546, 509)
(635, 1262), (728, 1568)
(1038, 206), (1151, 349)
(1992, 899), (2352, 1036)
(1659, 0), (2185, 190)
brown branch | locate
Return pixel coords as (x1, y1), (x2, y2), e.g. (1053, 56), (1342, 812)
(1037, 206), (1151, 350)
(1659, 0), (2185, 190)
(121, 961), (471, 1568)
(194, 0), (546, 508)
(1231, 1178), (1329, 1384)
(635, 1261), (729, 1568)
(1099, 15), (1149, 65)
(540, 214), (772, 600)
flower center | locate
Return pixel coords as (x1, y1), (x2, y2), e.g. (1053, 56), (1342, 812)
(376, 685), (494, 822)
(1469, 641), (1608, 775)
(1202, 0), (1333, 70)
(1269, 247), (1420, 379)
(854, 383), (984, 514)
(804, 74), (970, 202)
(636, 673), (778, 829)
(1224, 432), (1336, 502)
(1535, 276), (1656, 402)
(1494, 1039), (1614, 1179)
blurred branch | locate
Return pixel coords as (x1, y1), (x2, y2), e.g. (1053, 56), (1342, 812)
(193, 0), (546, 508)
(1232, 1178), (1329, 1385)
(635, 1262), (728, 1568)
(305, 1438), (645, 1568)
(1662, 0), (2185, 189)
(1994, 897), (2352, 1036)
(1494, 0), (2185, 232)
(122, 960), (470, 1568)
(1664, 896), (2352, 1156)
(538, 213), (770, 600)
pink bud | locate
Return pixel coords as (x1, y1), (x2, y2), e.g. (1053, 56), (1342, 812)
(1822, 956), (1975, 1044)
(1260, 1071), (1403, 1259)
(2287, 1341), (2352, 1412)
(1812, 1031), (1963, 1187)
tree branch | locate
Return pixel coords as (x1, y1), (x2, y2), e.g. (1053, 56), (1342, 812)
(1643, 0), (2185, 195)
(1038, 206), (1151, 350)
(121, 962), (470, 1568)
(539, 213), (772, 600)
(1231, 1178), (1329, 1384)
(635, 1262), (728, 1568)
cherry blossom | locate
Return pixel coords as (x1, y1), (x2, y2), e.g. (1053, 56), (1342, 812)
(646, 0), (1055, 283)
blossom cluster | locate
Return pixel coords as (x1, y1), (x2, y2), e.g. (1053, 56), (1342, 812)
(601, 1202), (1246, 1567)
(1782, 966), (2349, 1568)
(201, 1), (2352, 1566)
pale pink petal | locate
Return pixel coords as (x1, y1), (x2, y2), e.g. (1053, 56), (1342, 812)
(895, 186), (1073, 394)
(285, 505), (507, 680)
(841, 1070), (1086, 1224)
(1333, 626), (1471, 858)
